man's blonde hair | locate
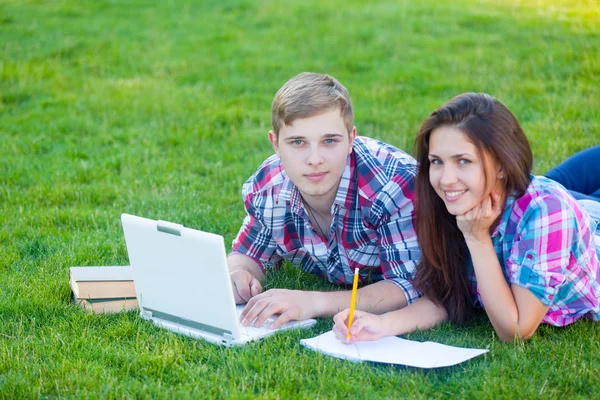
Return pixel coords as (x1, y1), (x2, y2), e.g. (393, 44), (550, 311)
(271, 72), (354, 136)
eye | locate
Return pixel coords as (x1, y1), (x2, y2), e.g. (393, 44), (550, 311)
(324, 138), (335, 144)
(458, 158), (471, 165)
(291, 140), (304, 146)
(430, 159), (442, 165)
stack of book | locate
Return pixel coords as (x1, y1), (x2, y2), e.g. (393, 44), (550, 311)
(70, 266), (138, 314)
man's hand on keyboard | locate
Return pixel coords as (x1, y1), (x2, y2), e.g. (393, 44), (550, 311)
(239, 289), (323, 329)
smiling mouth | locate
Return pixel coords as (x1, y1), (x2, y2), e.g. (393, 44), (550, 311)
(443, 189), (467, 201)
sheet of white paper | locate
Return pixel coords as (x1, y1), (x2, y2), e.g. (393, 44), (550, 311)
(300, 331), (488, 368)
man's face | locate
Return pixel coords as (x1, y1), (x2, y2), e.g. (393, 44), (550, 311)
(269, 109), (356, 205)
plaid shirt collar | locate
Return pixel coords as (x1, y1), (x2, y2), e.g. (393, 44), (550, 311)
(274, 148), (379, 215)
(491, 177), (534, 241)
(491, 194), (515, 241)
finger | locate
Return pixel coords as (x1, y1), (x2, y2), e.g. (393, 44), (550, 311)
(491, 190), (502, 211)
(269, 307), (300, 329)
(331, 320), (348, 335)
(253, 301), (283, 328)
(349, 313), (377, 337)
(232, 281), (244, 304)
(486, 194), (500, 219)
(332, 321), (349, 341)
(333, 309), (350, 326)
(239, 294), (261, 322)
(350, 309), (368, 319)
(232, 279), (252, 304)
(239, 302), (252, 324)
(332, 311), (351, 340)
(348, 316), (368, 336)
(250, 278), (263, 297)
(240, 296), (273, 326)
(236, 279), (253, 304)
(477, 196), (491, 218)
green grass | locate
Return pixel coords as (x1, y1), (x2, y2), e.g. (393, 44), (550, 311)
(1, 0), (599, 398)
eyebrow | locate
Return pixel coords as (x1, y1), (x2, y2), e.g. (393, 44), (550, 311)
(284, 133), (344, 141)
(428, 153), (473, 159)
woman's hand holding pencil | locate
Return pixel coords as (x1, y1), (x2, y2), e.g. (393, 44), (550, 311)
(333, 268), (390, 344)
(332, 309), (389, 344)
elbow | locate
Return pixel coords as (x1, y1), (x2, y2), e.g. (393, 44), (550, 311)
(433, 304), (449, 323)
(421, 297), (448, 326)
(496, 326), (537, 342)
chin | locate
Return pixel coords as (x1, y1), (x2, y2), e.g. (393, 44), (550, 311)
(443, 203), (469, 216)
(298, 185), (330, 197)
(445, 208), (461, 216)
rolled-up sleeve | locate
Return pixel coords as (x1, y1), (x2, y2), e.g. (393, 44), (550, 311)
(374, 174), (422, 304)
(507, 196), (572, 306)
(230, 195), (282, 271)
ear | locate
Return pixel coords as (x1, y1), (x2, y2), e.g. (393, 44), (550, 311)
(348, 126), (357, 154)
(268, 130), (280, 157)
(497, 166), (505, 179)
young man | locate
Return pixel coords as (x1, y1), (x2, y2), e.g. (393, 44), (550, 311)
(228, 72), (420, 329)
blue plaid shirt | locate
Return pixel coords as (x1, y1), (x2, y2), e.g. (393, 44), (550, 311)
(231, 136), (421, 304)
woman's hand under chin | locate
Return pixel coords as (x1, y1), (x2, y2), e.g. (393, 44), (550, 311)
(456, 189), (504, 243)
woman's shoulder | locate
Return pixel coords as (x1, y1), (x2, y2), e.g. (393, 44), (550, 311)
(515, 175), (577, 210)
(510, 175), (588, 229)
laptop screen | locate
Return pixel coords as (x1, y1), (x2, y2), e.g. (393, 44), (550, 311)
(121, 214), (242, 339)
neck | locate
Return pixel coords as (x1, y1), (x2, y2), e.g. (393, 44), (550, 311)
(301, 191), (337, 217)
(302, 194), (334, 241)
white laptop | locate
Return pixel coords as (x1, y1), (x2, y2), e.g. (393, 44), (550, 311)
(121, 213), (316, 346)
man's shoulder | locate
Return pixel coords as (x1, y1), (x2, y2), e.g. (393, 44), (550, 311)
(241, 154), (286, 199)
(351, 136), (417, 220)
(353, 136), (417, 175)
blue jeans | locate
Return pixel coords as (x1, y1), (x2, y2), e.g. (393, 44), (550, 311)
(545, 145), (600, 202)
(546, 145), (600, 239)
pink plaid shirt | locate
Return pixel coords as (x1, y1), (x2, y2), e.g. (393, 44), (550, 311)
(468, 176), (600, 325)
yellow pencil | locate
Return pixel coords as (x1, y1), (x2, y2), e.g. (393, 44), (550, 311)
(346, 267), (359, 339)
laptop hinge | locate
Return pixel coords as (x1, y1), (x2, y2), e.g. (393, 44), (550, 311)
(157, 220), (183, 236)
(223, 333), (235, 340)
(143, 307), (234, 338)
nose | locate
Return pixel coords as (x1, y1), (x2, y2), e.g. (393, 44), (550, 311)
(306, 145), (324, 166)
(439, 165), (458, 186)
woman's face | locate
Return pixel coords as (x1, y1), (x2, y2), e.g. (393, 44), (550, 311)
(428, 126), (499, 216)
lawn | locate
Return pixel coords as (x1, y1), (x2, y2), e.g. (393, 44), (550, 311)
(1, 0), (599, 398)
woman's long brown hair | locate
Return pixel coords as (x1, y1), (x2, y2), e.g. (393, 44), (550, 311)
(413, 93), (533, 323)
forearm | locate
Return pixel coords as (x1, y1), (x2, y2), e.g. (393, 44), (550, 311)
(313, 280), (410, 317)
(379, 296), (448, 336)
(227, 253), (265, 280)
(467, 237), (521, 341)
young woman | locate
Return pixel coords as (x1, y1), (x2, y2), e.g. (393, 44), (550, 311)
(332, 93), (600, 342)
